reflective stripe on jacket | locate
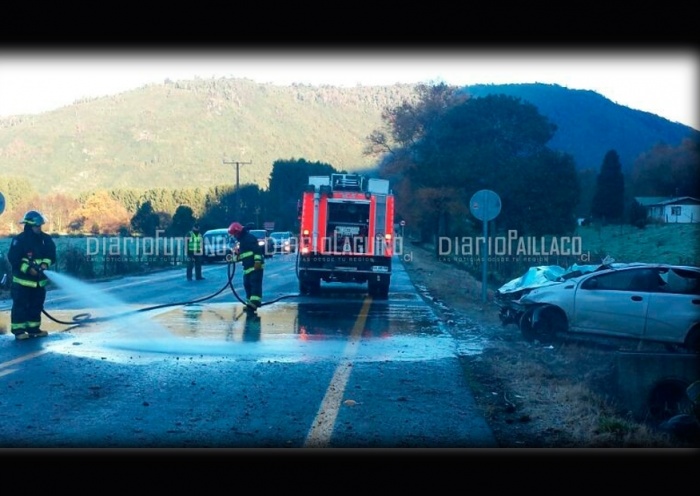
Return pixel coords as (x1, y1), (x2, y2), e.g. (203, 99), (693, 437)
(236, 231), (264, 274)
(12, 275), (49, 288)
(187, 232), (203, 253)
(8, 228), (56, 289)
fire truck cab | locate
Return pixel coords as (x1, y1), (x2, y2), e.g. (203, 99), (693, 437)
(296, 173), (395, 298)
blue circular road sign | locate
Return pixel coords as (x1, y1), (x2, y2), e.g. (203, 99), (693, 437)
(469, 189), (501, 222)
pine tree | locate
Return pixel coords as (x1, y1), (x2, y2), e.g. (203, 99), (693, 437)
(591, 150), (625, 223)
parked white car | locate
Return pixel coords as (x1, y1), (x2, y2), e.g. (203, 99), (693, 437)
(269, 231), (296, 254)
(249, 229), (274, 259)
(496, 263), (700, 352)
(202, 228), (235, 263)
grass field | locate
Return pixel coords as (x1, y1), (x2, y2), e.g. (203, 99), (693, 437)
(575, 222), (699, 266)
(1, 223), (699, 281)
(1, 235), (185, 282)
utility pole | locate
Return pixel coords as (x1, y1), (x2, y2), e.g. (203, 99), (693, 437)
(223, 159), (252, 220)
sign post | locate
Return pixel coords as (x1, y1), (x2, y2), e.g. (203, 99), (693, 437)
(469, 189), (501, 302)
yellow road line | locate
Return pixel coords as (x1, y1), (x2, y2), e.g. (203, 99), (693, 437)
(304, 297), (372, 448)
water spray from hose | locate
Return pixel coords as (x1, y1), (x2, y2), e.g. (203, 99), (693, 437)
(41, 258), (299, 328)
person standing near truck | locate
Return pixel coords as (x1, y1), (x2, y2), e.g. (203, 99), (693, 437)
(185, 222), (204, 281)
(7, 210), (56, 340)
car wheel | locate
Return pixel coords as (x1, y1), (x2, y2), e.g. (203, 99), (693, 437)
(519, 309), (537, 342)
(533, 308), (564, 344)
(520, 307), (563, 344)
(683, 327), (700, 353)
(664, 343), (683, 353)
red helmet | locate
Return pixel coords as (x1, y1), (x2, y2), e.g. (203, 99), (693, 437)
(228, 222), (244, 236)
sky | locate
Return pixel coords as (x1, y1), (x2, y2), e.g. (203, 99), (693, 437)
(1, 48), (698, 130)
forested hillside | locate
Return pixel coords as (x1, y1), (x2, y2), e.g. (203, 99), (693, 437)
(0, 78), (417, 195)
(464, 83), (697, 171)
(1, 79), (696, 197)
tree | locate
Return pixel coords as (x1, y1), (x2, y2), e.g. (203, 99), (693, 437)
(170, 205), (197, 236)
(267, 158), (337, 231)
(370, 88), (578, 240)
(628, 199), (648, 228)
(364, 82), (465, 159)
(590, 150), (625, 223)
(0, 176), (38, 235)
(70, 191), (131, 235)
(130, 201), (161, 236)
(631, 136), (700, 198)
(40, 193), (81, 233)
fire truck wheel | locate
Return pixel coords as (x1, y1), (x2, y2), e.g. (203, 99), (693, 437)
(299, 278), (320, 295)
(369, 281), (389, 300)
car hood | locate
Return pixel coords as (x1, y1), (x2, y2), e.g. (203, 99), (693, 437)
(496, 264), (600, 295)
(496, 262), (646, 297)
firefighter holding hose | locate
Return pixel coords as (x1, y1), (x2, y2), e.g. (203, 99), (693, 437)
(7, 210), (56, 340)
(228, 221), (264, 312)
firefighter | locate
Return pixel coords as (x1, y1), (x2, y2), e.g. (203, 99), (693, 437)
(185, 222), (204, 281)
(7, 210), (56, 340)
(228, 221), (264, 311)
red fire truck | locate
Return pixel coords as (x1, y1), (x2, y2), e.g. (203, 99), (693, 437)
(296, 173), (395, 298)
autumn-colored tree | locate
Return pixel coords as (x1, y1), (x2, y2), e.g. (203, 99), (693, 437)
(364, 83), (465, 158)
(39, 193), (81, 233)
(71, 191), (131, 234)
(631, 136), (700, 197)
(2, 192), (41, 235)
(367, 84), (466, 241)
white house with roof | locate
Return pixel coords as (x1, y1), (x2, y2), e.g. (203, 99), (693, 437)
(634, 196), (700, 223)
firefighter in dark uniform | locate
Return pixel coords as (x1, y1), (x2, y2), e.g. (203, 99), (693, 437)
(7, 210), (57, 340)
(185, 222), (204, 281)
(228, 221), (264, 311)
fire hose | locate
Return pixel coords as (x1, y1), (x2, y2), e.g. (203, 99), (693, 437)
(41, 256), (298, 327)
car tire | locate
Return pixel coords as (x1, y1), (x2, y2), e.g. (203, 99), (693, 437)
(683, 327), (700, 354)
(519, 309), (537, 342)
(520, 307), (563, 344)
(533, 308), (563, 344)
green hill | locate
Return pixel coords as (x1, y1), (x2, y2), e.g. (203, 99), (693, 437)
(0, 79), (417, 195)
(1, 79), (696, 196)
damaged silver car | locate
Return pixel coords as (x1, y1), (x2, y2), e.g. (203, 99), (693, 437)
(495, 262), (700, 352)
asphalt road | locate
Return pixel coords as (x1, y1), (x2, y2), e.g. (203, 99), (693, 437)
(0, 254), (497, 449)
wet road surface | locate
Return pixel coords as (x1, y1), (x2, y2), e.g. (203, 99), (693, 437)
(0, 254), (497, 448)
